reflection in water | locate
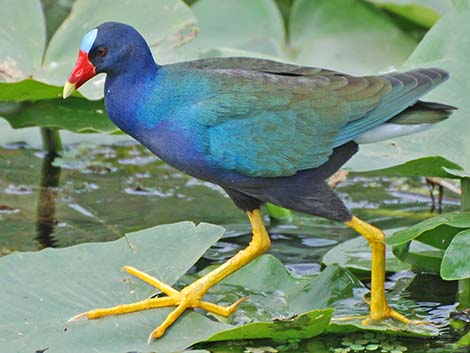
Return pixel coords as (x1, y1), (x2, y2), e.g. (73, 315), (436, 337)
(35, 152), (61, 248)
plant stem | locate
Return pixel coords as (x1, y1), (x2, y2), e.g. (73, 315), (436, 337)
(458, 278), (470, 310)
(40, 127), (63, 155)
(266, 203), (293, 222)
(457, 177), (470, 310)
(460, 177), (470, 211)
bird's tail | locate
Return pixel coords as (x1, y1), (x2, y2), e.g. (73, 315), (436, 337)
(354, 100), (456, 144)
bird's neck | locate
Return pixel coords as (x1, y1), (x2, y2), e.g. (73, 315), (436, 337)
(104, 54), (160, 134)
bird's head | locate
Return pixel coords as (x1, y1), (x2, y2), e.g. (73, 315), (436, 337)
(63, 22), (152, 98)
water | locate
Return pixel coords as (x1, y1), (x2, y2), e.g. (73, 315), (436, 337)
(0, 141), (466, 352)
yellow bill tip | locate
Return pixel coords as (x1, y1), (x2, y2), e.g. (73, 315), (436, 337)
(63, 81), (76, 99)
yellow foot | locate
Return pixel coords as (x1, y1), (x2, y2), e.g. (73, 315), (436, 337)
(67, 265), (247, 343)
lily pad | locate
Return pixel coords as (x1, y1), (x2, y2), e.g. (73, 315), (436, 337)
(356, 156), (464, 178)
(0, 79), (74, 102)
(387, 212), (470, 274)
(387, 211), (470, 246)
(289, 0), (417, 75)
(0, 222), (229, 353)
(0, 0), (45, 81)
(441, 229), (470, 280)
(457, 327), (470, 347)
(323, 236), (411, 275)
(175, 0), (286, 60)
(0, 222), (436, 353)
(392, 241), (444, 274)
(205, 308), (333, 341)
(352, 1), (470, 173)
(0, 97), (118, 133)
(370, 0), (452, 28)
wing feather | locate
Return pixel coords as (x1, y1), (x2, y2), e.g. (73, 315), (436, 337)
(176, 58), (448, 177)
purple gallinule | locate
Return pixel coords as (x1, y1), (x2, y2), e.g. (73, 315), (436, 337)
(63, 22), (455, 342)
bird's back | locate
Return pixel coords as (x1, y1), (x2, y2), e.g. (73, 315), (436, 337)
(157, 58), (451, 178)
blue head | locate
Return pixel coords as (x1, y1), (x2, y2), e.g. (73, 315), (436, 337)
(63, 22), (157, 98)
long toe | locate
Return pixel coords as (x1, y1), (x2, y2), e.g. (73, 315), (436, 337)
(67, 265), (247, 342)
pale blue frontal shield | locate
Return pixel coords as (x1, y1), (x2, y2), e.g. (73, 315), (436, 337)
(80, 28), (98, 53)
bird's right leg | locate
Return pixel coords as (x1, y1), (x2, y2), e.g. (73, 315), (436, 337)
(344, 216), (411, 324)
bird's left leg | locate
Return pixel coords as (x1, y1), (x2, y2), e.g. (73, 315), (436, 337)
(68, 209), (270, 342)
(344, 216), (411, 324)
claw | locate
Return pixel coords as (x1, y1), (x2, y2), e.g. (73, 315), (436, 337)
(67, 312), (89, 323)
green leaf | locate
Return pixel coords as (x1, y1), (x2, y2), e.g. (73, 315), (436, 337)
(289, 0), (417, 75)
(0, 98), (119, 133)
(0, 79), (71, 102)
(205, 309), (333, 341)
(457, 329), (470, 346)
(265, 203), (293, 221)
(288, 265), (365, 314)
(353, 2), (470, 173)
(441, 229), (470, 280)
(175, 0), (286, 59)
(443, 168), (470, 179)
(206, 261), (435, 338)
(387, 212), (470, 274)
(370, 0), (452, 28)
(323, 236), (411, 274)
(387, 211), (470, 246)
(0, 222), (228, 353)
(214, 254), (308, 295)
(356, 156), (464, 178)
(0, 0), (46, 80)
(414, 224), (461, 250)
(392, 241), (443, 274)
(0, 224), (434, 353)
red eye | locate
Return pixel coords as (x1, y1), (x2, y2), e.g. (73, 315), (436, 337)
(97, 47), (107, 57)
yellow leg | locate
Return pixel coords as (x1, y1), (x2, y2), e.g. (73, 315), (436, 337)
(68, 209), (270, 343)
(344, 216), (410, 324)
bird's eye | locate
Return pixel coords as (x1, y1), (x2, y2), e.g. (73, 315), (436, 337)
(96, 46), (107, 57)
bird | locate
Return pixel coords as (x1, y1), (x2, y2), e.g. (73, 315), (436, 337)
(63, 22), (455, 343)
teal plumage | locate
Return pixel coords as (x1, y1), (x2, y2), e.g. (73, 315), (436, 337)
(75, 22), (454, 221)
(149, 58), (448, 178)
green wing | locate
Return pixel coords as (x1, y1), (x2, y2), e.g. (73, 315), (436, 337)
(185, 58), (446, 177)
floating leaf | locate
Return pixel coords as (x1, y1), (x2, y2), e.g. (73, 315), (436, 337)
(443, 168), (470, 179)
(0, 0), (45, 80)
(441, 229), (470, 280)
(0, 97), (118, 133)
(392, 241), (443, 274)
(352, 2), (470, 173)
(289, 0), (417, 75)
(0, 222), (228, 353)
(370, 0), (452, 28)
(323, 236), (411, 275)
(205, 309), (333, 341)
(355, 156), (463, 178)
(387, 212), (470, 246)
(175, 0), (286, 60)
(0, 223), (435, 353)
(0, 79), (73, 102)
(457, 328), (470, 347)
(265, 203), (293, 221)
